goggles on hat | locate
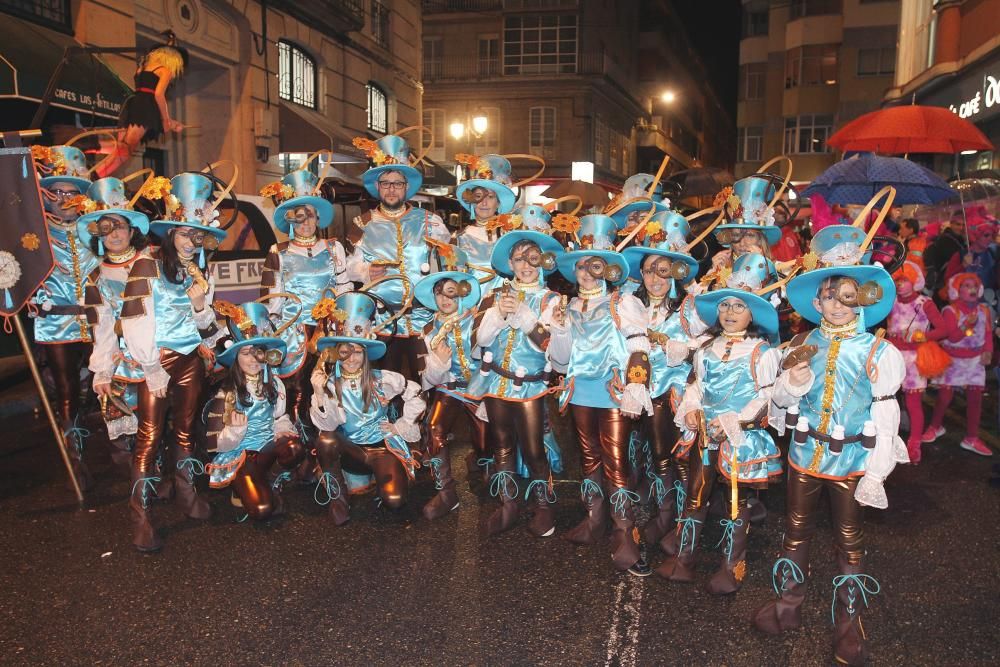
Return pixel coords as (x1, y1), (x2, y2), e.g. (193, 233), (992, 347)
(576, 256), (622, 283)
(824, 280), (883, 308)
(87, 216), (132, 237)
(249, 347), (285, 366)
(434, 279), (472, 299)
(641, 256), (690, 281)
(716, 228), (763, 245)
(175, 228), (220, 250)
(512, 247), (557, 271)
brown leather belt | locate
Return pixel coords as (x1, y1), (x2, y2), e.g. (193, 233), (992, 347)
(37, 305), (86, 316)
(480, 360), (550, 385)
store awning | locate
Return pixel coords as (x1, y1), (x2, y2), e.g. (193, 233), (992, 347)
(0, 17), (132, 120)
(278, 103), (366, 163)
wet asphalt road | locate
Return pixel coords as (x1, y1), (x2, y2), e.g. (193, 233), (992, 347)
(0, 396), (997, 667)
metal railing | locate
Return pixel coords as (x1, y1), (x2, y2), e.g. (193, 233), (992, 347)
(423, 52), (627, 83)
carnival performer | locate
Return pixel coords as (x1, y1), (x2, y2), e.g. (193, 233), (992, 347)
(922, 272), (994, 456)
(605, 171), (668, 234)
(203, 302), (306, 521)
(78, 175), (157, 471)
(468, 224), (564, 538)
(620, 210), (702, 549)
(309, 292), (425, 524)
(416, 250), (487, 519)
(259, 161), (349, 431)
(545, 214), (653, 575)
(753, 192), (906, 666)
(655, 253), (784, 594)
(346, 131), (450, 378)
(885, 261), (947, 464)
(30, 144), (100, 491)
(120, 172), (228, 552)
(99, 31), (189, 177)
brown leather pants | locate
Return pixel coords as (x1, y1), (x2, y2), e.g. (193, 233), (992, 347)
(643, 395), (677, 478)
(685, 445), (750, 515)
(571, 405), (632, 490)
(783, 467), (864, 565)
(484, 397), (548, 480)
(315, 431), (410, 509)
(44, 342), (92, 423)
(133, 350), (204, 475)
(231, 436), (305, 520)
(283, 325), (318, 429)
(427, 393), (488, 459)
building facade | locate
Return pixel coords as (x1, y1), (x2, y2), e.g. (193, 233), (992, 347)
(736, 0), (900, 182)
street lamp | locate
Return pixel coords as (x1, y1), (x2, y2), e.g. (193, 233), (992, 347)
(449, 121), (466, 140)
(471, 112), (489, 137)
(661, 90), (676, 104)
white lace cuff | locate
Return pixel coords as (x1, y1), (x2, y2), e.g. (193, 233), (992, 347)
(619, 383), (652, 417)
(854, 473), (888, 509)
(142, 364), (170, 394)
(717, 411), (745, 448)
(665, 340), (690, 366)
(106, 413), (138, 440)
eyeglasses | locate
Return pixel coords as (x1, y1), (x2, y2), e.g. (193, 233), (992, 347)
(174, 228), (220, 250)
(87, 218), (131, 237)
(376, 180), (407, 191)
(49, 189), (80, 198)
(716, 228), (762, 245)
(717, 301), (749, 314)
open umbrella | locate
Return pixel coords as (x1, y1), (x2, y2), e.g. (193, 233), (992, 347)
(828, 105), (993, 154)
(802, 153), (956, 205)
(665, 167), (735, 198)
(540, 180), (610, 208)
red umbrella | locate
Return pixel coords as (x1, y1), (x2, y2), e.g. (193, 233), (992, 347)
(828, 105), (993, 154)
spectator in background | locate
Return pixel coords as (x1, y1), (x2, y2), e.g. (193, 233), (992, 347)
(898, 218), (927, 270)
(923, 210), (968, 303)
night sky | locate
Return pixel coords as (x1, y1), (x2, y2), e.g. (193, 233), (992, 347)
(668, 0), (742, 118)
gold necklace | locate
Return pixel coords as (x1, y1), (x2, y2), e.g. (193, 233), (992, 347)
(106, 246), (137, 264)
(820, 318), (859, 338)
(648, 294), (666, 306)
(291, 233), (319, 257)
(722, 329), (747, 339)
(512, 279), (538, 292)
(340, 367), (363, 390)
(578, 285), (603, 299)
(378, 204), (408, 219)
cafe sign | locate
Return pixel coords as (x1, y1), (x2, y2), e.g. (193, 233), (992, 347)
(920, 54), (1000, 124)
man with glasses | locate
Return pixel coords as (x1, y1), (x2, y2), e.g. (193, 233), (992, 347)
(31, 145), (101, 492)
(347, 133), (450, 379)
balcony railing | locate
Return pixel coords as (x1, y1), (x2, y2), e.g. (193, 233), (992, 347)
(0, 0), (71, 32)
(422, 0), (502, 12)
(270, 0), (365, 35)
(423, 52), (628, 83)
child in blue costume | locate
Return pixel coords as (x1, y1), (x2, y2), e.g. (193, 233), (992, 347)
(468, 226), (564, 539)
(309, 292), (425, 525)
(78, 176), (154, 472)
(204, 303), (305, 521)
(753, 190), (906, 667)
(548, 214), (654, 576)
(620, 210), (703, 549)
(31, 145), (100, 492)
(656, 253), (784, 596)
(416, 249), (487, 520)
(259, 162), (349, 432)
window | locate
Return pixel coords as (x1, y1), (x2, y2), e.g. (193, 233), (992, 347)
(785, 44), (838, 88)
(422, 108), (445, 162)
(478, 37), (500, 77)
(789, 0), (842, 19)
(593, 114), (608, 167)
(742, 9), (768, 38)
(278, 41), (317, 109)
(737, 126), (763, 162)
(371, 0), (389, 49)
(739, 63), (766, 101)
(529, 106), (557, 157)
(503, 15), (577, 75)
(0, 0), (70, 31)
(366, 83), (388, 134)
(473, 107), (501, 153)
(423, 38), (442, 79)
(857, 47), (896, 76)
(783, 115), (833, 154)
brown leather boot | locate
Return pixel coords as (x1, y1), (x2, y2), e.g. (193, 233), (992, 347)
(483, 469), (520, 537)
(609, 488), (647, 575)
(563, 470), (607, 545)
(107, 435), (133, 472)
(752, 546), (810, 635)
(173, 446), (212, 520)
(315, 469), (350, 525)
(128, 469), (162, 552)
(706, 504), (753, 595)
(831, 555), (879, 666)
(654, 506), (707, 582)
(62, 418), (94, 492)
(525, 479), (556, 538)
(642, 469), (678, 545)
(423, 452), (460, 520)
(657, 476), (687, 556)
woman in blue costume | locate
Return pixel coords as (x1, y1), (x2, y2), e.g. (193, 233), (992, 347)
(415, 249), (487, 519)
(30, 144), (101, 492)
(468, 226), (564, 538)
(78, 175), (155, 472)
(259, 159), (349, 432)
(120, 172), (228, 552)
(656, 253), (785, 595)
(203, 303), (306, 520)
(308, 292), (425, 524)
(753, 189), (906, 667)
(620, 210), (703, 549)
(547, 214), (653, 576)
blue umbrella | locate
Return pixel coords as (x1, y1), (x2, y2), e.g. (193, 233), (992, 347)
(802, 153), (955, 205)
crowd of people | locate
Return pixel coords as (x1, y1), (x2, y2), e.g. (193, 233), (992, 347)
(25, 117), (999, 666)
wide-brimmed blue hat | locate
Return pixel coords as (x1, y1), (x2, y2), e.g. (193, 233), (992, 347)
(556, 214), (629, 286)
(148, 172), (229, 243)
(490, 229), (564, 279)
(714, 174), (782, 246)
(215, 301), (287, 368)
(694, 252), (779, 334)
(455, 154), (517, 215)
(606, 173), (668, 228)
(266, 169), (335, 234)
(621, 210), (700, 284)
(414, 271), (482, 312)
(76, 177), (150, 249)
(35, 145), (92, 192)
(316, 292), (387, 361)
(358, 133), (424, 201)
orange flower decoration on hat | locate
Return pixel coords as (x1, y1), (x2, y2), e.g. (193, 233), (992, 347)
(64, 194), (98, 215)
(138, 176), (172, 201)
(551, 213), (581, 235)
(486, 214), (522, 234)
(603, 192), (624, 214)
(259, 181), (296, 202)
(353, 137), (394, 166)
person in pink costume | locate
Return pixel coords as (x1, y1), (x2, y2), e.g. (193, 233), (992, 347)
(886, 262), (946, 464)
(922, 272), (994, 456)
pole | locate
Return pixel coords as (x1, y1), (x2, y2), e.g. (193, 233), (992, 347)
(11, 307), (85, 505)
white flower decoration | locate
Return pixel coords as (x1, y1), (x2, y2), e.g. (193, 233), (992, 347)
(747, 203), (775, 227)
